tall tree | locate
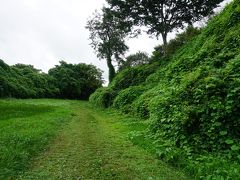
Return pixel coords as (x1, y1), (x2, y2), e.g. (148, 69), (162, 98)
(86, 7), (129, 83)
(107, 0), (224, 47)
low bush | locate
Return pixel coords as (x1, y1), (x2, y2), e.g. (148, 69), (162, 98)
(113, 86), (147, 114)
(131, 87), (160, 119)
(110, 62), (159, 91)
(89, 63), (159, 109)
(89, 87), (117, 108)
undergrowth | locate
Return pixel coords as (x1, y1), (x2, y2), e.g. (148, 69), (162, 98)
(90, 0), (240, 178)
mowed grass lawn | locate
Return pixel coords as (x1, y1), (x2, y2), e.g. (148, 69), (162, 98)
(0, 99), (190, 179)
(0, 99), (76, 179)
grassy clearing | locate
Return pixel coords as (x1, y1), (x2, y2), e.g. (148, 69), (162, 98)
(0, 99), (190, 179)
(0, 99), (76, 179)
(3, 99), (189, 179)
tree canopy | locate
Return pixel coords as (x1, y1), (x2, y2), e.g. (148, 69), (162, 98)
(0, 59), (58, 98)
(0, 59), (103, 100)
(107, 0), (224, 46)
(49, 61), (103, 100)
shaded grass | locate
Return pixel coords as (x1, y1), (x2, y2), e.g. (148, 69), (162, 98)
(0, 99), (76, 179)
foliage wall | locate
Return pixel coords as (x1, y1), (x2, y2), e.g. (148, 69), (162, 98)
(89, 1), (240, 177)
(0, 60), (103, 99)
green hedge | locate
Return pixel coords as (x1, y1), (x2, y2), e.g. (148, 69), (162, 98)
(113, 86), (147, 114)
(110, 62), (159, 91)
(90, 1), (240, 178)
(0, 60), (102, 99)
(89, 87), (117, 108)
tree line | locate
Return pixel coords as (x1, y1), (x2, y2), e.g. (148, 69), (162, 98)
(0, 60), (103, 99)
(86, 0), (224, 83)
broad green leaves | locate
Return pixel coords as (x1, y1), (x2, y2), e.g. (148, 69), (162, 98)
(90, 1), (240, 178)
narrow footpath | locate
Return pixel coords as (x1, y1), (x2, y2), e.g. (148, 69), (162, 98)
(20, 102), (189, 179)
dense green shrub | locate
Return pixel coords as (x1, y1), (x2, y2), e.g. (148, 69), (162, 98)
(110, 62), (159, 91)
(151, 26), (201, 63)
(145, 1), (240, 178)
(89, 87), (117, 108)
(148, 0), (240, 153)
(113, 86), (147, 114)
(89, 62), (159, 109)
(0, 60), (102, 99)
(49, 61), (103, 100)
(131, 87), (160, 119)
(91, 0), (240, 178)
(0, 60), (56, 99)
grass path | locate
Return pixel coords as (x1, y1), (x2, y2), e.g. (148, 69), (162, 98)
(20, 101), (189, 179)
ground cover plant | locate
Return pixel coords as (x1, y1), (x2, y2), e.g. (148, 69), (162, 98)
(90, 0), (240, 178)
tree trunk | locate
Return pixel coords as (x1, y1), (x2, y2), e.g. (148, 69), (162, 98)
(106, 56), (116, 83)
(161, 33), (168, 57)
(162, 33), (167, 47)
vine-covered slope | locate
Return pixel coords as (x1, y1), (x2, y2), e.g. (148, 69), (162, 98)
(90, 0), (240, 178)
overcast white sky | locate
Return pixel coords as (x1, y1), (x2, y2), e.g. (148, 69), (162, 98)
(0, 0), (232, 82)
(0, 0), (160, 81)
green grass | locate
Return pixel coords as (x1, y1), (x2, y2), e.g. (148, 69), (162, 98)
(0, 99), (76, 179)
(0, 99), (190, 179)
